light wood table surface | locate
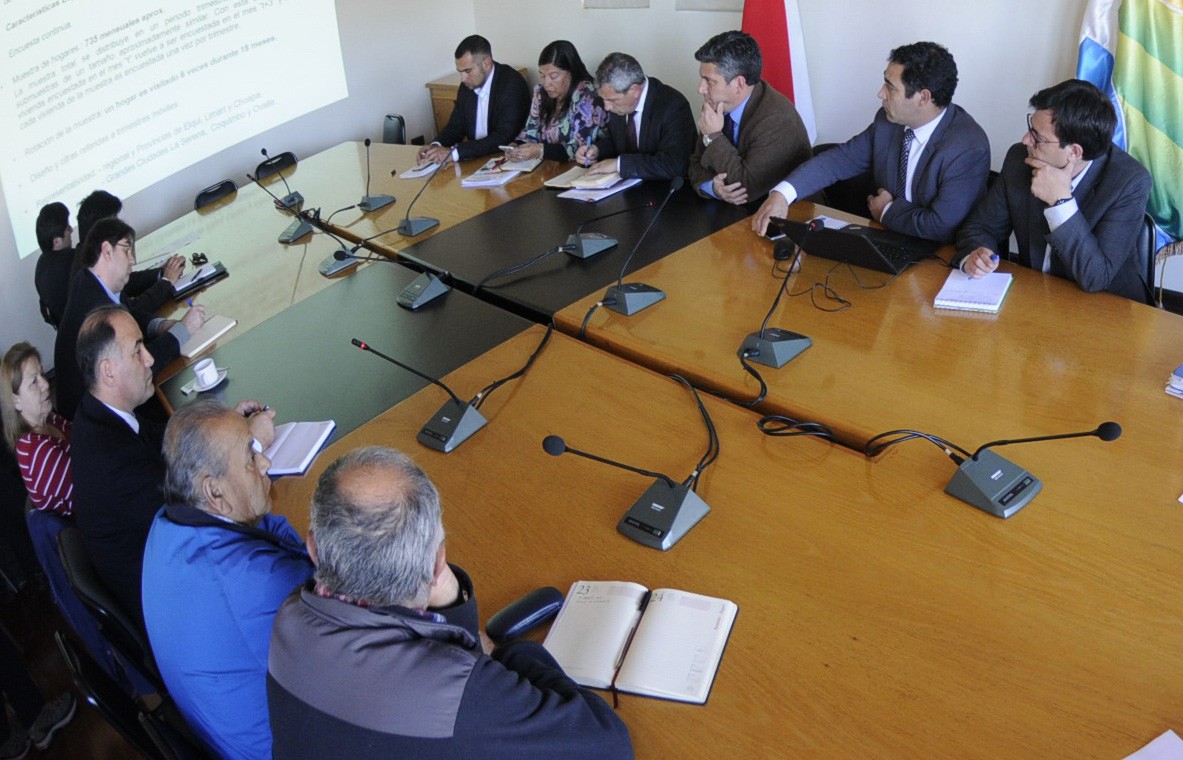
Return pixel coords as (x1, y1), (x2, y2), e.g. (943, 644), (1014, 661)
(553, 201), (1183, 482)
(269, 326), (1183, 759)
(134, 141), (554, 382)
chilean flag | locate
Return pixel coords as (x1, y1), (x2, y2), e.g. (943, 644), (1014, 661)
(742, 0), (817, 142)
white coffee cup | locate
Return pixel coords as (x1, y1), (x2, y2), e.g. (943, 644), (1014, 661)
(193, 358), (219, 388)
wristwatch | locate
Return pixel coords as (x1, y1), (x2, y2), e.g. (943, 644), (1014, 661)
(702, 131), (723, 147)
(1052, 196), (1074, 207)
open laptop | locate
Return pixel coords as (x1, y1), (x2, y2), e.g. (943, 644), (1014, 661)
(768, 217), (939, 275)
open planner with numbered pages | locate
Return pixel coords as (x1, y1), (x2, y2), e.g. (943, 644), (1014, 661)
(542, 580), (737, 704)
(933, 270), (1014, 313)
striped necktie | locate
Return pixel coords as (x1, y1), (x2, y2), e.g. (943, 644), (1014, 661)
(897, 128), (915, 198)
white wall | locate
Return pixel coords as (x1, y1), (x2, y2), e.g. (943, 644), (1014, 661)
(3, 0), (1160, 365)
(0, 0), (476, 363)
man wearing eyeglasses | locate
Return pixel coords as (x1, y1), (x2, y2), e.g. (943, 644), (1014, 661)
(53, 217), (205, 419)
(955, 79), (1152, 301)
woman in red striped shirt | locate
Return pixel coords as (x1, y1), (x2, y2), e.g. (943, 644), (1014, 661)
(1, 343), (73, 517)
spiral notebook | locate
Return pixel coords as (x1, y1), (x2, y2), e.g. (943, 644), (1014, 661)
(933, 270), (1014, 313)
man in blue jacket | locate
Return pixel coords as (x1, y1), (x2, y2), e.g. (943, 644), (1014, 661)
(267, 446), (633, 760)
(142, 399), (311, 760)
(752, 41), (990, 243)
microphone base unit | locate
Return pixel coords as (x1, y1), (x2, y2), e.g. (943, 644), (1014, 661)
(566, 233), (618, 259)
(944, 449), (1043, 518)
(397, 272), (451, 310)
(618, 479), (710, 551)
(417, 399), (488, 453)
(397, 217), (441, 237)
(279, 217), (313, 245)
(358, 194), (396, 213)
(738, 328), (812, 368)
(602, 283), (666, 316)
(279, 191), (304, 209)
(318, 251), (360, 278)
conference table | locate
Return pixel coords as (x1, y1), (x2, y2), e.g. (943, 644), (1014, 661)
(555, 201), (1183, 480)
(126, 139), (1183, 756)
(155, 261), (532, 438)
(135, 142), (563, 385)
(269, 326), (1183, 759)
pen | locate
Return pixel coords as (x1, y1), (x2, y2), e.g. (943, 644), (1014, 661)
(185, 298), (194, 307)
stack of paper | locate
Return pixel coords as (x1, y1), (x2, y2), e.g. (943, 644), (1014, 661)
(933, 270), (1014, 313)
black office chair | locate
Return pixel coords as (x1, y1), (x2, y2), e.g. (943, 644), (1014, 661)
(254, 151), (298, 180)
(1136, 212), (1157, 306)
(139, 710), (215, 760)
(383, 114), (407, 145)
(57, 525), (167, 696)
(194, 179), (237, 211)
(55, 631), (164, 760)
(810, 142), (873, 217)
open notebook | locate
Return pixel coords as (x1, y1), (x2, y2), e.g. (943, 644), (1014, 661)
(543, 580), (737, 704)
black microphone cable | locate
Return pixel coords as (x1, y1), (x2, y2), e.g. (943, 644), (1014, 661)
(474, 245), (575, 291)
(669, 374), (719, 493)
(756, 414), (835, 440)
(862, 428), (972, 463)
(471, 324), (554, 410)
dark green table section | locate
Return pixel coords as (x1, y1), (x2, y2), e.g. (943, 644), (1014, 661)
(395, 182), (752, 321)
(159, 261), (531, 438)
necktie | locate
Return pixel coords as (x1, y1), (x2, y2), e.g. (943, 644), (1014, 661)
(897, 128), (915, 198)
(625, 111), (639, 153)
(723, 113), (736, 145)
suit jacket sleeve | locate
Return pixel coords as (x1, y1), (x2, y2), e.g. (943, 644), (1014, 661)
(123, 277), (175, 314)
(454, 65), (531, 161)
(436, 83), (473, 149)
(785, 121), (876, 200)
(689, 83), (811, 200)
(954, 145), (1021, 266)
(617, 81), (695, 181)
(1047, 152), (1152, 293)
(880, 109), (991, 243)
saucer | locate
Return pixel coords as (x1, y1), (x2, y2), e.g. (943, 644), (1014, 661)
(194, 368), (228, 392)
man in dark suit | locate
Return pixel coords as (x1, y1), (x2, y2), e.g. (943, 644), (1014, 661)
(752, 41), (990, 244)
(34, 202), (75, 328)
(576, 52), (695, 182)
(955, 80), (1152, 302)
(688, 31), (810, 204)
(418, 35), (530, 164)
(74, 190), (185, 314)
(69, 305), (168, 627)
(71, 306), (275, 628)
(53, 218), (204, 420)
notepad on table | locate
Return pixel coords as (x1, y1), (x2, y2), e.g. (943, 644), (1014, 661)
(264, 420), (336, 477)
(543, 580), (737, 704)
(933, 270), (1014, 313)
(172, 262), (228, 300)
(179, 314), (237, 358)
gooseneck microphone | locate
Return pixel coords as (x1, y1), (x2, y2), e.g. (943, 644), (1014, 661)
(944, 421), (1123, 518)
(602, 177), (684, 315)
(247, 172), (312, 244)
(542, 374), (718, 551)
(968, 421), (1122, 461)
(737, 218), (820, 369)
(542, 435), (676, 486)
(564, 201), (655, 259)
(358, 138), (396, 212)
(396, 159), (446, 236)
(260, 148), (303, 208)
(351, 338), (486, 452)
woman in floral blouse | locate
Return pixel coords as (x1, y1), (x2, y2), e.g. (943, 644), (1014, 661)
(504, 40), (608, 163)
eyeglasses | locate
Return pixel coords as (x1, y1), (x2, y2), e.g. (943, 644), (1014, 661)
(114, 241), (137, 261)
(190, 252), (209, 266)
(1026, 114), (1057, 146)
